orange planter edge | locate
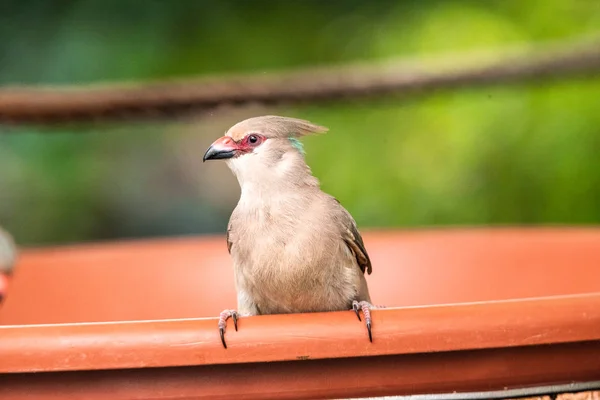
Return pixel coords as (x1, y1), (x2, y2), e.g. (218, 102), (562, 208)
(1, 292), (599, 373)
(0, 337), (599, 399)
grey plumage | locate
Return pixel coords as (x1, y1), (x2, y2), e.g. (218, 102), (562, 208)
(204, 115), (375, 347)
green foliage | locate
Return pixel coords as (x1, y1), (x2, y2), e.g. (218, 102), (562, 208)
(0, 0), (599, 245)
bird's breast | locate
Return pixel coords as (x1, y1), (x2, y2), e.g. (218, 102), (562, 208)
(232, 233), (356, 314)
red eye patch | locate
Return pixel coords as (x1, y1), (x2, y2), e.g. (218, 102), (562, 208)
(239, 134), (266, 151)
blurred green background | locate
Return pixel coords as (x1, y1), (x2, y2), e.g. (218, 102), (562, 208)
(0, 0), (599, 246)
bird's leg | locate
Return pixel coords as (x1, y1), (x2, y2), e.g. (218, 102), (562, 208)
(218, 309), (239, 349)
(352, 300), (384, 343)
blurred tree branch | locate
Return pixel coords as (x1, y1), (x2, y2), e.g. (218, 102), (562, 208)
(0, 36), (599, 126)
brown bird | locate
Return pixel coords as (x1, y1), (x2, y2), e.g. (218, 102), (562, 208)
(203, 115), (377, 348)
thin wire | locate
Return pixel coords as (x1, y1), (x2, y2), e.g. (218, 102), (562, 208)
(350, 381), (600, 400)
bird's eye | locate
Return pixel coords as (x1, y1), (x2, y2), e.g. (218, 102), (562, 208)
(246, 134), (262, 146)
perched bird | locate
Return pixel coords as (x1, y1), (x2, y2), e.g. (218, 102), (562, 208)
(0, 226), (17, 303)
(203, 115), (377, 348)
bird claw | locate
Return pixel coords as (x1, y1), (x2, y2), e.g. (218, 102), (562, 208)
(232, 311), (238, 331)
(352, 301), (362, 321)
(218, 309), (239, 349)
(219, 327), (226, 348)
(352, 300), (374, 343)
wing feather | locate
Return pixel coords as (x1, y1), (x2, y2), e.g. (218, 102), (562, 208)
(334, 198), (372, 275)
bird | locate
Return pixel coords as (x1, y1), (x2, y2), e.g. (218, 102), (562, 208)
(203, 115), (377, 348)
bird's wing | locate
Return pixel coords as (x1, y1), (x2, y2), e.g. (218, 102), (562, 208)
(333, 198), (373, 275)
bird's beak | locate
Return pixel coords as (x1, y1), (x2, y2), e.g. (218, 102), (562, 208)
(203, 136), (238, 162)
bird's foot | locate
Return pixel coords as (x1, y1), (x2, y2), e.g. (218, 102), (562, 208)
(352, 300), (381, 343)
(218, 309), (239, 349)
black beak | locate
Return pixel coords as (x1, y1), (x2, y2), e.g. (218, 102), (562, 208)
(202, 145), (236, 162)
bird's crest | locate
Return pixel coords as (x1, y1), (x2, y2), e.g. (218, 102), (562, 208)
(227, 115), (329, 141)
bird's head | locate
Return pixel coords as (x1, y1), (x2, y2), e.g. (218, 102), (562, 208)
(203, 115), (328, 186)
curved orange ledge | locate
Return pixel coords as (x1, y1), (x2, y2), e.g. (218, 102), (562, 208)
(1, 292), (600, 373)
(0, 228), (599, 399)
